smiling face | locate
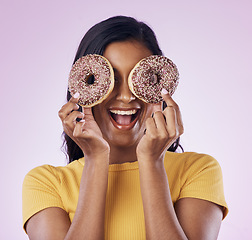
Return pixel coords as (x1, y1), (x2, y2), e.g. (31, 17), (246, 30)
(92, 40), (161, 150)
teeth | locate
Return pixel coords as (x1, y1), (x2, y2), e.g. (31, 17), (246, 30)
(110, 109), (137, 115)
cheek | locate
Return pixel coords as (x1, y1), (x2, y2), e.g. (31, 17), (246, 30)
(92, 106), (103, 126)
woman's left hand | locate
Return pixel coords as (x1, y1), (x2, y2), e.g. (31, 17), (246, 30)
(136, 89), (184, 162)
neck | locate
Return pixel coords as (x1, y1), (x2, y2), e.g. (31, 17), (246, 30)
(108, 145), (137, 165)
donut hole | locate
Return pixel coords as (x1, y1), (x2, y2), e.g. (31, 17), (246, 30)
(86, 74), (95, 85)
(150, 74), (159, 85)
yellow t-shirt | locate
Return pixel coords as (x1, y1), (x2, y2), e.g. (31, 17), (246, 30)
(22, 151), (228, 239)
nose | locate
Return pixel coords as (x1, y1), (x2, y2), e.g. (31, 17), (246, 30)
(115, 77), (136, 103)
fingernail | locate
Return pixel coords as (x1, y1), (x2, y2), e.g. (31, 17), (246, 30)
(161, 89), (168, 95)
(79, 119), (85, 123)
(73, 92), (80, 98)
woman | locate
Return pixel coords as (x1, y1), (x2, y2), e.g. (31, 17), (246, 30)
(22, 16), (228, 239)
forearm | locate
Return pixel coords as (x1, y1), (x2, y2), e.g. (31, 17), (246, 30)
(65, 155), (109, 240)
(138, 159), (187, 240)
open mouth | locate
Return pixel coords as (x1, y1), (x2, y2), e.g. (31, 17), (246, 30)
(109, 109), (140, 130)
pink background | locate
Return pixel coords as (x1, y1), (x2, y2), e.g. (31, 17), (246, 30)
(1, 0), (251, 239)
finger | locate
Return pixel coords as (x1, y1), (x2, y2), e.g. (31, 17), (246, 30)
(152, 102), (162, 112)
(59, 102), (80, 119)
(63, 111), (84, 135)
(73, 120), (86, 138)
(58, 93), (80, 120)
(145, 117), (158, 137)
(64, 110), (84, 125)
(82, 107), (95, 121)
(164, 106), (179, 140)
(69, 92), (80, 103)
(152, 111), (168, 136)
(161, 89), (184, 134)
(161, 89), (177, 108)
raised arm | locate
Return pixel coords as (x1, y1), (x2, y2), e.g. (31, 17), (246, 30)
(26, 93), (110, 240)
(136, 89), (223, 240)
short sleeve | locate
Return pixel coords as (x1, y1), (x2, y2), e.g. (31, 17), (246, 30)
(22, 165), (64, 231)
(179, 154), (228, 219)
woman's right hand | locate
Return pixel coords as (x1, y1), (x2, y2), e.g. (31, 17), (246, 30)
(58, 93), (110, 159)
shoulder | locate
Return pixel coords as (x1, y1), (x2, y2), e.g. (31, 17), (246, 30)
(164, 152), (228, 218)
(164, 151), (224, 188)
(164, 151), (221, 173)
(22, 159), (84, 208)
(23, 158), (84, 186)
(164, 151), (218, 163)
(24, 164), (59, 183)
(22, 159), (84, 230)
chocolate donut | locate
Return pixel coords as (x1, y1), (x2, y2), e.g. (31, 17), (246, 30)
(68, 54), (114, 107)
(128, 55), (179, 103)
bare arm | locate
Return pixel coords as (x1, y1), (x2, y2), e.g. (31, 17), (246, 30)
(175, 198), (223, 239)
(26, 94), (110, 240)
(138, 160), (187, 239)
(26, 207), (71, 239)
(65, 155), (109, 240)
(26, 158), (109, 240)
(137, 89), (223, 239)
(138, 160), (223, 240)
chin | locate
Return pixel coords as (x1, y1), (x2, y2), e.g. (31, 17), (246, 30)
(104, 124), (144, 149)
